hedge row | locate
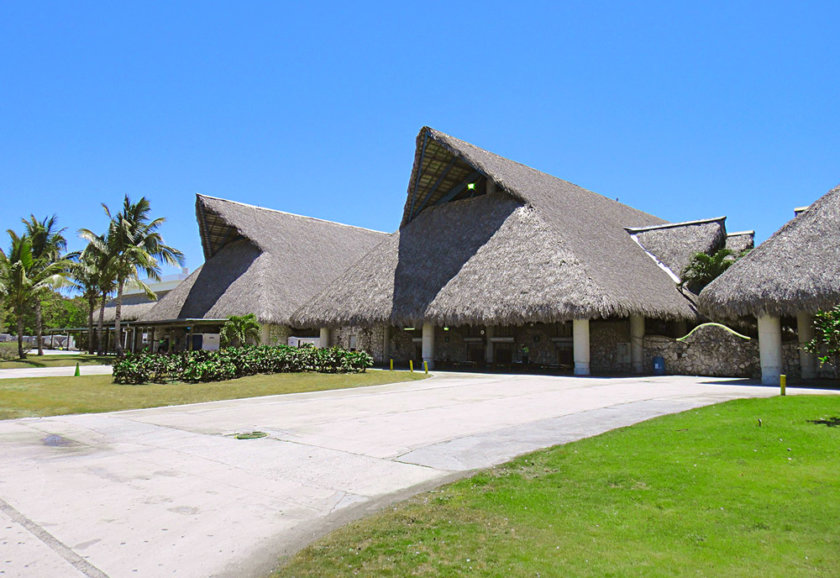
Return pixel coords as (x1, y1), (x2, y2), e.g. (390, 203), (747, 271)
(112, 345), (373, 385)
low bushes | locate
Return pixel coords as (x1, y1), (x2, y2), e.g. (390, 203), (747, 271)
(112, 345), (373, 385)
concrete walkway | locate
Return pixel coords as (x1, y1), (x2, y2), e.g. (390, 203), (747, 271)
(0, 365), (112, 379)
(0, 373), (833, 577)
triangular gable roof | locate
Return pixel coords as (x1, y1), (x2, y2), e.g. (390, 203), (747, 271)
(142, 195), (388, 325)
(700, 184), (840, 318)
(294, 128), (703, 327)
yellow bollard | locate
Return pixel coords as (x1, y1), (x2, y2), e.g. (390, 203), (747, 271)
(409, 360), (414, 373)
(780, 374), (786, 396)
(390, 359), (394, 371)
(424, 360), (429, 374)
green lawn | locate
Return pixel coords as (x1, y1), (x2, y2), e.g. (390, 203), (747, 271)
(0, 370), (427, 420)
(0, 353), (113, 370)
(277, 395), (840, 577)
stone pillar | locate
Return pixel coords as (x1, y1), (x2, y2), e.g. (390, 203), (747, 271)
(758, 314), (783, 386)
(797, 312), (816, 379)
(260, 324), (271, 346)
(422, 322), (435, 370)
(487, 179), (496, 196)
(485, 326), (494, 364)
(630, 315), (645, 374)
(382, 325), (391, 363)
(573, 319), (590, 376)
(319, 327), (331, 348)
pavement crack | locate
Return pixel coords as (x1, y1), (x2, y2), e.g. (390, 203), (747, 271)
(0, 496), (109, 578)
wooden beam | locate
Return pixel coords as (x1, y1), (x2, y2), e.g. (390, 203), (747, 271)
(435, 171), (481, 207)
(411, 155), (458, 220)
(407, 130), (430, 220)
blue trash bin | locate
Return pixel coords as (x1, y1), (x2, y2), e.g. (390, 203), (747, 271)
(652, 356), (665, 375)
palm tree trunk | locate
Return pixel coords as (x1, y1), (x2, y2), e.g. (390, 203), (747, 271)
(115, 279), (124, 357)
(97, 291), (107, 355)
(35, 299), (44, 356)
(87, 295), (96, 354)
(17, 316), (25, 359)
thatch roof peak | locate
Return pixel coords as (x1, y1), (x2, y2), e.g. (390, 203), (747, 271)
(293, 127), (716, 328)
(625, 216), (727, 234)
(700, 184), (840, 318)
(142, 195), (388, 326)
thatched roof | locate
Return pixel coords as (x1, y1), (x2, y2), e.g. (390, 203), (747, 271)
(102, 290), (171, 323)
(700, 184), (840, 318)
(627, 217), (727, 280)
(725, 231), (755, 254)
(293, 127), (706, 328)
(140, 195), (387, 325)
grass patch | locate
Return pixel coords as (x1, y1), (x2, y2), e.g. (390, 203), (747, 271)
(0, 370), (427, 420)
(277, 395), (840, 576)
(0, 354), (113, 370)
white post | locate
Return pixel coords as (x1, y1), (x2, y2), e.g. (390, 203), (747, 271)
(630, 315), (644, 374)
(758, 314), (783, 386)
(382, 325), (391, 363)
(485, 326), (494, 364)
(319, 327), (331, 348)
(573, 319), (590, 376)
(422, 322), (435, 370)
(797, 312), (816, 379)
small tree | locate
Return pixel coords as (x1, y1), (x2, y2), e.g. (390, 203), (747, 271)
(804, 305), (840, 378)
(220, 314), (261, 347)
(680, 249), (745, 293)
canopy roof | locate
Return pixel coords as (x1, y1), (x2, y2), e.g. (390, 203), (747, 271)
(699, 184), (840, 318)
(141, 195), (387, 325)
(294, 127), (711, 327)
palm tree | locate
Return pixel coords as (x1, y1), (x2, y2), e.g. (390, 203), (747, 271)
(220, 314), (262, 347)
(21, 215), (71, 355)
(75, 232), (118, 355)
(680, 249), (739, 293)
(68, 245), (108, 354)
(86, 196), (183, 356)
(0, 232), (69, 359)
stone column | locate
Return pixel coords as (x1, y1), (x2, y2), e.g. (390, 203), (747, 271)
(382, 325), (391, 363)
(757, 314), (783, 385)
(487, 179), (496, 196)
(319, 327), (331, 348)
(573, 319), (590, 376)
(260, 324), (271, 346)
(797, 312), (816, 379)
(630, 315), (645, 374)
(422, 322), (435, 370)
(485, 326), (495, 364)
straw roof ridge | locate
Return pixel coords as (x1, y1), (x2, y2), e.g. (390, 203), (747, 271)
(142, 196), (388, 325)
(197, 194), (387, 259)
(699, 184), (840, 318)
(102, 290), (170, 323)
(628, 217), (728, 280)
(293, 127), (711, 328)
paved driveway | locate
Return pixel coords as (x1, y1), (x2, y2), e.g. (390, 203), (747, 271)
(0, 372), (831, 577)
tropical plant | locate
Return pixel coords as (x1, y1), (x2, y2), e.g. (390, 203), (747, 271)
(21, 215), (73, 355)
(0, 232), (69, 358)
(680, 248), (743, 293)
(82, 196), (182, 356)
(220, 314), (262, 347)
(804, 305), (840, 378)
(112, 344), (373, 384)
(69, 241), (114, 354)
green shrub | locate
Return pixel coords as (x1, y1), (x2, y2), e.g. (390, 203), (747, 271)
(112, 344), (373, 385)
(0, 341), (29, 360)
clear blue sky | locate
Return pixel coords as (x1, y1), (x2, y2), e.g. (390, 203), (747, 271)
(2, 1), (838, 276)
